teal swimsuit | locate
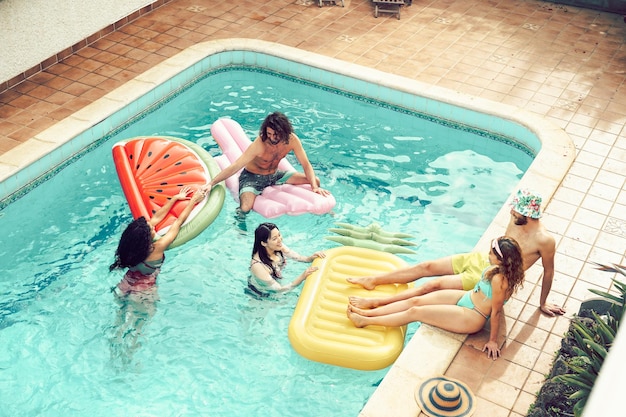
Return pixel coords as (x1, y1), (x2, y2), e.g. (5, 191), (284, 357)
(456, 266), (504, 319)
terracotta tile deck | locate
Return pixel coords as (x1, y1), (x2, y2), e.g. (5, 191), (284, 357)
(1, 1), (625, 416)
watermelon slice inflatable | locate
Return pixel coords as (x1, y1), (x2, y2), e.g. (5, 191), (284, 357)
(112, 136), (225, 249)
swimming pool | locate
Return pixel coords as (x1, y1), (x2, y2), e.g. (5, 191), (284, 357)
(0, 39), (575, 416)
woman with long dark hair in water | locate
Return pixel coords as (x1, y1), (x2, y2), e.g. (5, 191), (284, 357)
(110, 186), (205, 297)
(248, 222), (325, 297)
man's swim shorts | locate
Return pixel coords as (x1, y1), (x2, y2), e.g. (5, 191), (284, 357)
(239, 168), (295, 196)
(451, 252), (490, 290)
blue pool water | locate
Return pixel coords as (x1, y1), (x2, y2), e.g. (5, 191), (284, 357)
(0, 68), (532, 416)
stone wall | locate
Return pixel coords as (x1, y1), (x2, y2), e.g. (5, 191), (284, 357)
(0, 0), (155, 84)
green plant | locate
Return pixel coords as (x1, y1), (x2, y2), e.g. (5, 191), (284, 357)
(553, 311), (615, 416)
(551, 263), (626, 417)
(589, 263), (626, 321)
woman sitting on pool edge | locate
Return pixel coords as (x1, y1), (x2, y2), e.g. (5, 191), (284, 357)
(110, 185), (206, 299)
(248, 222), (325, 297)
(347, 236), (524, 360)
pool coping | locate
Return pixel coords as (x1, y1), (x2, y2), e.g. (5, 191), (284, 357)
(0, 38), (575, 417)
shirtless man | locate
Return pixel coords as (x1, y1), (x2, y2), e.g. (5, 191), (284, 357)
(347, 189), (566, 317)
(204, 112), (331, 213)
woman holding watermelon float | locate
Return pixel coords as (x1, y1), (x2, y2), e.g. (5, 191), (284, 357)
(110, 185), (206, 299)
(108, 186), (205, 366)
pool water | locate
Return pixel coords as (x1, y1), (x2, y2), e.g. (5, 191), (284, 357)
(0, 69), (532, 416)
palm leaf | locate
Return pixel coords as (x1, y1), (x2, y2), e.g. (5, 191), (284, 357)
(592, 263), (626, 274)
(573, 399), (587, 417)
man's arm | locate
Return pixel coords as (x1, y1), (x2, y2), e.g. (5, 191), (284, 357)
(290, 135), (317, 188)
(206, 139), (260, 188)
(290, 135), (330, 196)
(538, 235), (566, 316)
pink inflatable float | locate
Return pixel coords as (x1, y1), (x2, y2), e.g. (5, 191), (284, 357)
(211, 118), (336, 218)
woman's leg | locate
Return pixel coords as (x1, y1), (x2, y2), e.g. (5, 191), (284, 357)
(349, 286), (424, 309)
(349, 289), (465, 317)
(347, 303), (486, 334)
(349, 275), (467, 309)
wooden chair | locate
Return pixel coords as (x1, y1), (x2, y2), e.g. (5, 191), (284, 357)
(318, 0), (345, 7)
(372, 0), (406, 19)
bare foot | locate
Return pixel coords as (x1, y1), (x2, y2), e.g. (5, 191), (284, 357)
(347, 303), (372, 317)
(348, 296), (378, 309)
(347, 307), (368, 328)
(346, 276), (376, 290)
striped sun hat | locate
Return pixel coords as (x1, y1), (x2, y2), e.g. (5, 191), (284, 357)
(414, 376), (476, 417)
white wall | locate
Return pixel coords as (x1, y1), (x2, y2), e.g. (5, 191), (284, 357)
(0, 0), (154, 83)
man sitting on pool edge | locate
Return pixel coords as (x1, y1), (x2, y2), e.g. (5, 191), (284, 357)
(203, 112), (331, 214)
(347, 189), (566, 317)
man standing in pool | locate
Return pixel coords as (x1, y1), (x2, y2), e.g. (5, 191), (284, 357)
(348, 189), (567, 317)
(203, 112), (331, 214)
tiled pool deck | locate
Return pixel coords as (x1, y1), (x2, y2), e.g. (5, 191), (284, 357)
(1, 1), (625, 416)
